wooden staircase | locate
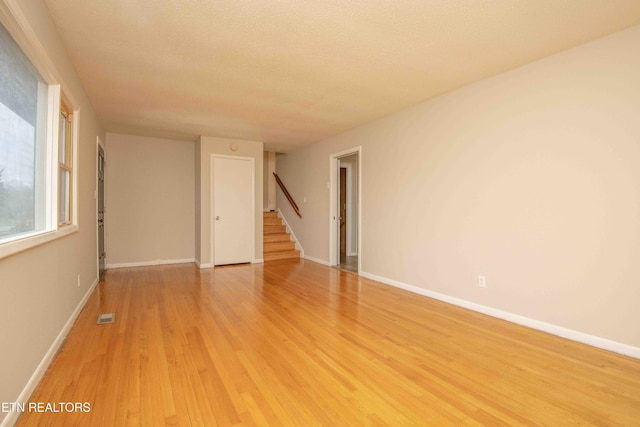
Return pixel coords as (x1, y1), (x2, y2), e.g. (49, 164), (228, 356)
(264, 212), (300, 261)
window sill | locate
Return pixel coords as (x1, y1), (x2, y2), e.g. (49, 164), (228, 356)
(0, 225), (79, 261)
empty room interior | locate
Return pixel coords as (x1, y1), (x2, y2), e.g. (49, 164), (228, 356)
(2, 1), (640, 425)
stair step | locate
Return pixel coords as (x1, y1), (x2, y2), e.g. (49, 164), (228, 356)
(265, 241), (296, 253)
(262, 211), (299, 261)
(264, 233), (291, 243)
(264, 225), (286, 234)
(264, 250), (300, 261)
(264, 217), (282, 226)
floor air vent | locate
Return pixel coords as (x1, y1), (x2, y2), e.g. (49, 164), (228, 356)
(97, 313), (115, 324)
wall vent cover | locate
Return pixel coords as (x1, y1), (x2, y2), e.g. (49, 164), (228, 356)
(97, 313), (115, 324)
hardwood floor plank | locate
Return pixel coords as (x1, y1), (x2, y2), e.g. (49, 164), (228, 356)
(16, 260), (640, 426)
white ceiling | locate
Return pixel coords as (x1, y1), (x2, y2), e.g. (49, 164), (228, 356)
(45, 1), (640, 152)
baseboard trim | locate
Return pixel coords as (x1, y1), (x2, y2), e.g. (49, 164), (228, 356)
(359, 271), (640, 360)
(197, 263), (213, 269)
(106, 258), (195, 269)
(1, 277), (100, 427)
(195, 259), (213, 269)
(252, 258), (264, 264)
(303, 255), (330, 266)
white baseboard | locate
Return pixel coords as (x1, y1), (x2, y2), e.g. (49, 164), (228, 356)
(303, 255), (330, 266)
(277, 208), (304, 257)
(106, 258), (195, 269)
(347, 251), (358, 257)
(1, 277), (100, 427)
(360, 271), (640, 360)
(195, 259), (213, 269)
(252, 259), (264, 264)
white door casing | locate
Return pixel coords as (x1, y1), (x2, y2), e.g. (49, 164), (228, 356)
(212, 155), (254, 266)
(329, 146), (362, 271)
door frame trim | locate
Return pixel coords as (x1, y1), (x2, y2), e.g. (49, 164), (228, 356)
(329, 146), (361, 272)
(210, 154), (255, 267)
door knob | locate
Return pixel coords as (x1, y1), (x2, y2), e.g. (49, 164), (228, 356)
(216, 216), (220, 220)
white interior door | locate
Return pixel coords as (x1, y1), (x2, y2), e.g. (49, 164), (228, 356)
(213, 156), (253, 266)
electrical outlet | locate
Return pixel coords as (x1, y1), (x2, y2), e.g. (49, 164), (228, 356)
(478, 275), (486, 288)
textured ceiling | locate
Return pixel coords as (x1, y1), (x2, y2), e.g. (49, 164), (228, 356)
(45, 0), (640, 152)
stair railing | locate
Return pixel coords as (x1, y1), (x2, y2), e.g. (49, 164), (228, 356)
(273, 172), (302, 218)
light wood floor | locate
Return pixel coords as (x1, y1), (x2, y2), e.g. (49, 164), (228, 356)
(18, 260), (640, 426)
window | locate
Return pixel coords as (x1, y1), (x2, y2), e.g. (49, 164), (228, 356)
(0, 14), (78, 255)
(58, 100), (72, 226)
(0, 21), (49, 242)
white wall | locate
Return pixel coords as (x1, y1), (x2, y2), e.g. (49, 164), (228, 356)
(195, 136), (263, 266)
(263, 151), (276, 211)
(277, 25), (640, 349)
(263, 151), (269, 209)
(105, 133), (195, 267)
(0, 0), (104, 424)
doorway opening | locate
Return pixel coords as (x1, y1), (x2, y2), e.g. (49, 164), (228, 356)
(97, 139), (105, 280)
(329, 147), (361, 273)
